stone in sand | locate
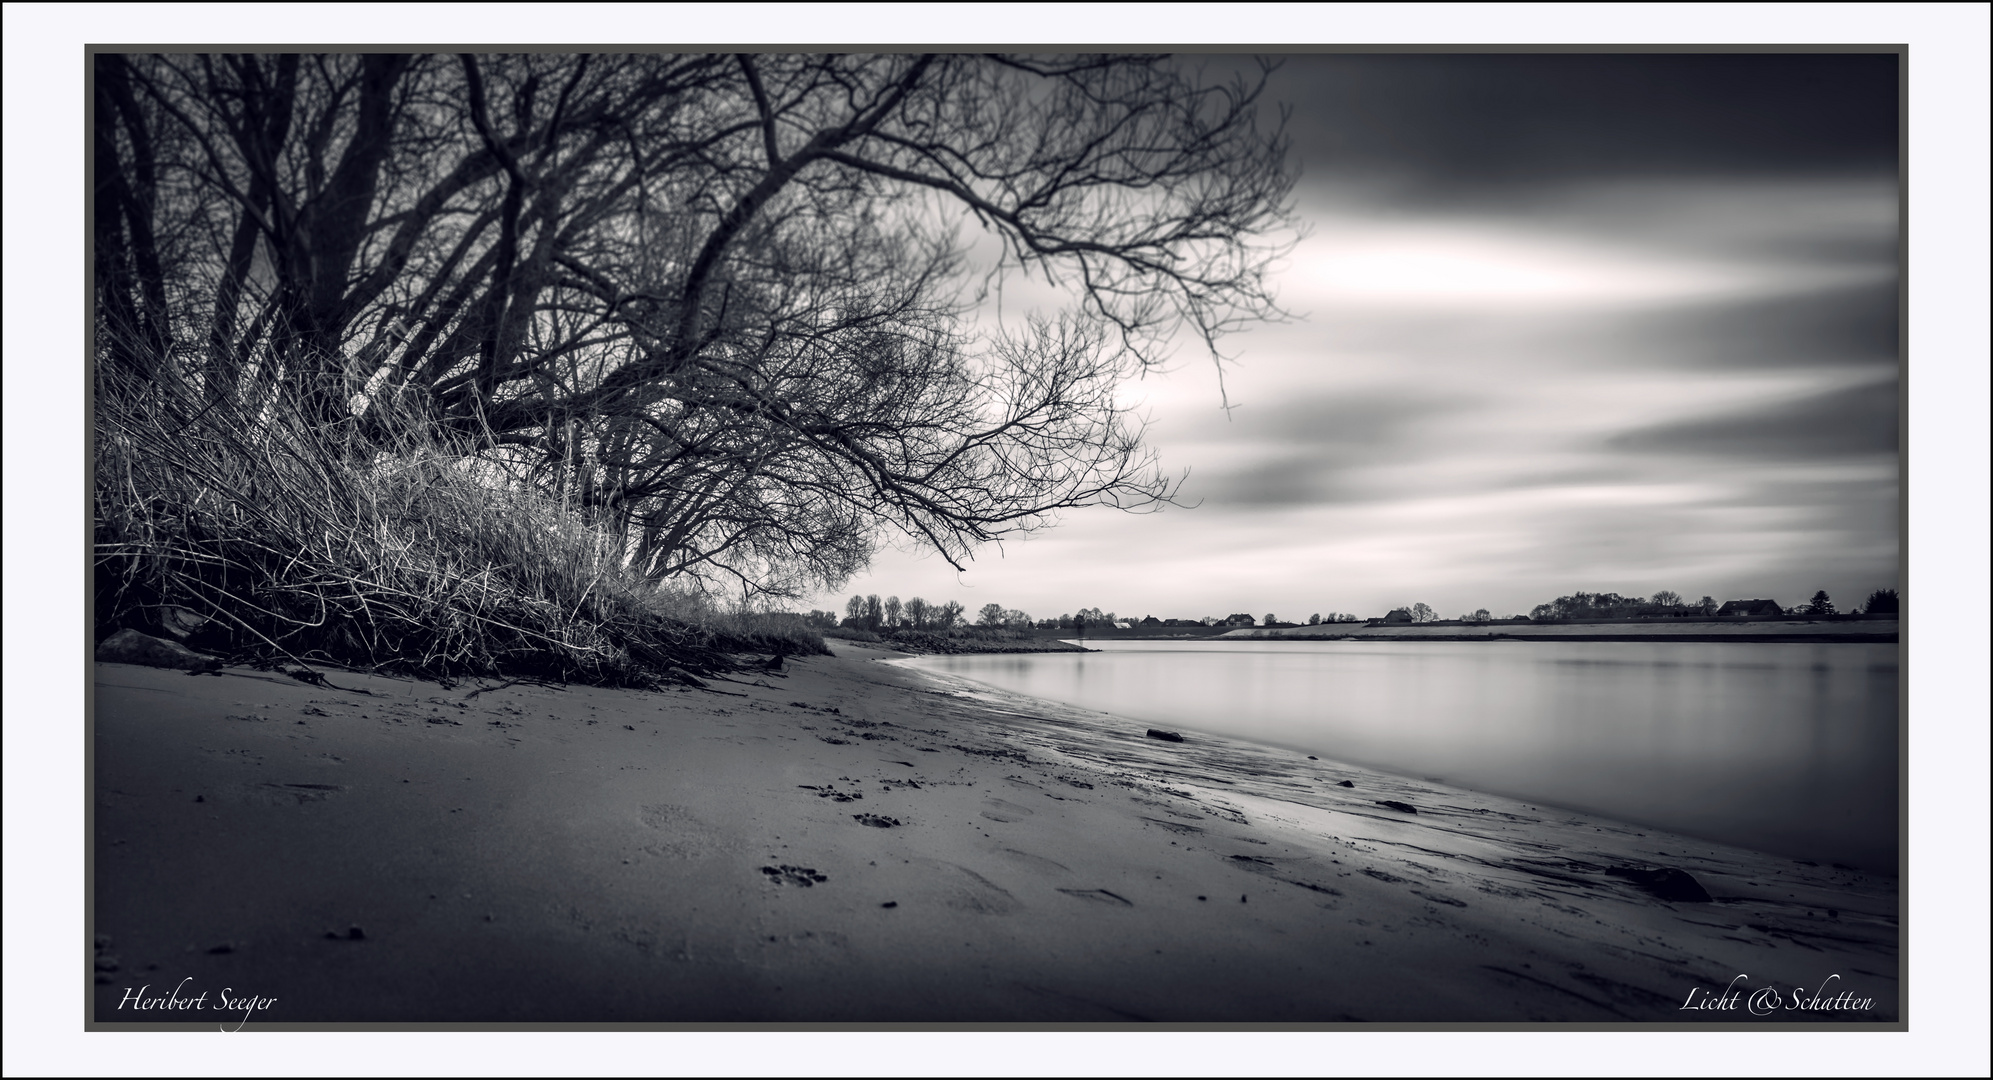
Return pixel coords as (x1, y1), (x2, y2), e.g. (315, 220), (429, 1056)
(94, 628), (223, 672)
(1145, 729), (1184, 743)
(1337, 780), (1354, 788)
(1375, 800), (1418, 814)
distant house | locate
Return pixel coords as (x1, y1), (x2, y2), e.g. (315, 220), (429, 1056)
(1140, 616), (1162, 627)
(1716, 599), (1783, 618)
(1510, 615), (1532, 622)
(1381, 608), (1414, 624)
(1223, 613), (1256, 627)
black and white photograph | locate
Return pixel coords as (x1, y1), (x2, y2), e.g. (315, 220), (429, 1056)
(7, 4), (1990, 1074)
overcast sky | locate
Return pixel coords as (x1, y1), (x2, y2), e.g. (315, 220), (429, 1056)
(811, 52), (1902, 623)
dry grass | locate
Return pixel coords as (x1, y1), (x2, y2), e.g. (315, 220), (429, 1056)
(94, 364), (824, 685)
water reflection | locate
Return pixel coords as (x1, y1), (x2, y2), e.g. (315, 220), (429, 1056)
(912, 641), (1898, 870)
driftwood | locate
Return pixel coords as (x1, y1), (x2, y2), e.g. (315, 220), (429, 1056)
(95, 629), (223, 674)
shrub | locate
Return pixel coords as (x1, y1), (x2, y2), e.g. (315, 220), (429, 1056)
(822, 625), (883, 642)
(1862, 588), (1899, 615)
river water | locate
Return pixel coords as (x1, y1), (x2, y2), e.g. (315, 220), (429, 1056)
(907, 639), (1900, 871)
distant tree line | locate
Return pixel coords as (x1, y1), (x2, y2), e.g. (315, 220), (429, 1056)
(1520, 588), (1899, 621)
(1527, 591), (1705, 620)
(813, 593), (968, 633)
(801, 586), (1901, 638)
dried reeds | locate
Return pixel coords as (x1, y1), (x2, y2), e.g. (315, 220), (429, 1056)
(93, 362), (824, 685)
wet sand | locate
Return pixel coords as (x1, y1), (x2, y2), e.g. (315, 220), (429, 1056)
(90, 643), (1898, 1024)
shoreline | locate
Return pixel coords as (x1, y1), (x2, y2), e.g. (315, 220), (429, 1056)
(908, 649), (1897, 876)
(91, 644), (1898, 1023)
(826, 633), (1095, 656)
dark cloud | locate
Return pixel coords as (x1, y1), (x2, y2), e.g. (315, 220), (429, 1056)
(1182, 388), (1474, 448)
(1609, 379), (1899, 459)
(1230, 53), (1899, 197)
(1551, 281), (1899, 372)
(1172, 389), (1475, 507)
(1631, 216), (1897, 269)
(1195, 451), (1365, 508)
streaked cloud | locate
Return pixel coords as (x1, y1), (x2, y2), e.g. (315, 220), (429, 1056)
(815, 55), (1900, 623)
(1610, 379), (1898, 460)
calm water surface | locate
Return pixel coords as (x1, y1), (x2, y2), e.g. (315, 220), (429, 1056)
(910, 640), (1899, 870)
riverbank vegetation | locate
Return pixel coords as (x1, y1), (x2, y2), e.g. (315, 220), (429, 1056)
(93, 53), (1296, 682)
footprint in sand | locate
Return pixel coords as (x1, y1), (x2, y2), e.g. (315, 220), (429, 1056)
(979, 798), (1036, 823)
(997, 848), (1072, 876)
(238, 781), (347, 805)
(1227, 853), (1346, 898)
(1056, 888), (1133, 907)
(639, 803), (738, 859)
(759, 865), (828, 887)
(908, 858), (1023, 915)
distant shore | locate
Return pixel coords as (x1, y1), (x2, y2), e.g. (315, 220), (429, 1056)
(1216, 617), (1898, 644)
(93, 643), (1897, 1023)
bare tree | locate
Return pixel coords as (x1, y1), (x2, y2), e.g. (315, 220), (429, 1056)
(98, 52), (1298, 602)
(1409, 603), (1436, 623)
(902, 596), (930, 630)
(976, 602), (1007, 628)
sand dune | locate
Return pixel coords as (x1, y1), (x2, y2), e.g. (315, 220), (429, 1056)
(91, 643), (1897, 1024)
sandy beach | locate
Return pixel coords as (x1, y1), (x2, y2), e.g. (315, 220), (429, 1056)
(90, 643), (1898, 1025)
